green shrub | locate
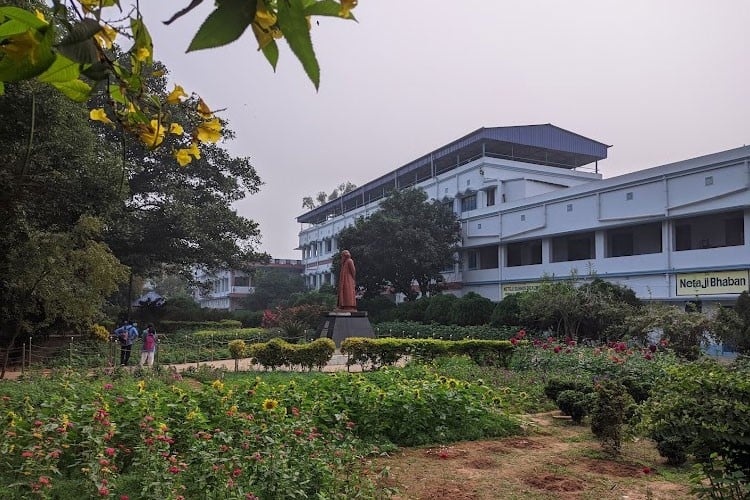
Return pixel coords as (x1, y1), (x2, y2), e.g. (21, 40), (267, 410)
(423, 294), (458, 325)
(450, 292), (495, 326)
(490, 293), (522, 327)
(543, 378), (594, 403)
(556, 390), (592, 424)
(373, 320), (520, 341)
(590, 380), (634, 456)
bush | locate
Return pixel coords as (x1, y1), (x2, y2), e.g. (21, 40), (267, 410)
(423, 294), (458, 325)
(590, 380), (634, 456)
(544, 378), (594, 403)
(556, 390), (592, 424)
(490, 293), (522, 327)
(373, 321), (520, 341)
(450, 292), (494, 326)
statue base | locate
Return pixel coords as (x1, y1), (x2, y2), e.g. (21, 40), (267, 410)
(316, 311), (375, 347)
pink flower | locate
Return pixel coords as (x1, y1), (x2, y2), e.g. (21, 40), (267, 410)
(644, 353), (653, 360)
(33, 420), (43, 427)
(103, 383), (114, 390)
(510, 338), (518, 345)
(99, 486), (109, 496)
(21, 451), (34, 458)
(553, 346), (561, 353)
(105, 447), (116, 456)
(232, 468), (242, 477)
(169, 466), (180, 474)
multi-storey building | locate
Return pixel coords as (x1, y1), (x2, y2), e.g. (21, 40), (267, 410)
(193, 259), (304, 310)
(297, 124), (750, 308)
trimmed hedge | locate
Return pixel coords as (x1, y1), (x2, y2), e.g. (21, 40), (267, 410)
(373, 321), (522, 341)
(340, 337), (514, 370)
(158, 319), (243, 333)
(248, 338), (336, 371)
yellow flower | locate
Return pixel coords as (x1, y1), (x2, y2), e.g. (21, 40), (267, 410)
(229, 405), (238, 413)
(138, 120), (165, 148)
(0, 30), (42, 64)
(187, 142), (201, 160)
(339, 0), (358, 18)
(262, 399), (278, 411)
(169, 122), (184, 135)
(135, 47), (150, 62)
(196, 98), (213, 118)
(95, 24), (117, 49)
(211, 379), (225, 391)
(254, 0), (277, 29)
(137, 380), (146, 393)
(196, 118), (221, 143)
(34, 9), (47, 23)
(166, 85), (187, 105)
(89, 108), (113, 125)
(174, 149), (192, 167)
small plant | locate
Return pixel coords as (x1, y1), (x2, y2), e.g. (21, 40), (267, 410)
(556, 390), (592, 424)
(228, 339), (246, 372)
(690, 453), (750, 499)
(590, 380), (634, 456)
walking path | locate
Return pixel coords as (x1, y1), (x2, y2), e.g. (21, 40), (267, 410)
(0, 351), (366, 380)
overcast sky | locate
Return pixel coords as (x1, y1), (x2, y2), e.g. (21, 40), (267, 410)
(138, 0), (749, 259)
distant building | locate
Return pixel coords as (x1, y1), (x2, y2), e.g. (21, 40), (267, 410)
(193, 259), (304, 310)
(297, 124), (750, 309)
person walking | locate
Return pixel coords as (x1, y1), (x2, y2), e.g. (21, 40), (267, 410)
(138, 324), (158, 368)
(114, 321), (139, 366)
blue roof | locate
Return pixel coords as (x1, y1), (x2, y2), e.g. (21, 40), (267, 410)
(298, 124), (609, 224)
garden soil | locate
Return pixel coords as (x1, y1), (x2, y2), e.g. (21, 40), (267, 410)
(372, 411), (693, 500)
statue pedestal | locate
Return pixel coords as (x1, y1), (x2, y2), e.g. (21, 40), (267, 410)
(316, 311), (375, 347)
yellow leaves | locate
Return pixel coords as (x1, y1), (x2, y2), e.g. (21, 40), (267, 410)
(254, 0), (277, 30)
(187, 142), (201, 160)
(89, 108), (113, 125)
(138, 119), (165, 148)
(339, 0), (358, 19)
(196, 118), (221, 143)
(251, 0), (282, 49)
(166, 84), (187, 105)
(95, 24), (117, 49)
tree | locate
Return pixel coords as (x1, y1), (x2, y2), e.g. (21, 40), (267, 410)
(302, 181), (357, 209)
(0, 80), (127, 373)
(1, 0), (359, 162)
(242, 268), (306, 311)
(334, 188), (461, 301)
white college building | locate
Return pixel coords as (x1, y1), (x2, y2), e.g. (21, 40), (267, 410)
(297, 125), (750, 308)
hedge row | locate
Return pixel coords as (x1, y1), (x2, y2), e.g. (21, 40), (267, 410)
(373, 321), (522, 341)
(340, 337), (515, 370)
(159, 320), (243, 333)
(190, 328), (269, 341)
(247, 338), (336, 371)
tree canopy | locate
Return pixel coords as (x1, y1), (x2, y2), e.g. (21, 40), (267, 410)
(334, 188), (461, 301)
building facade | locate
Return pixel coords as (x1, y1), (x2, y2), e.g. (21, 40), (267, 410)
(297, 125), (750, 308)
(193, 259), (304, 310)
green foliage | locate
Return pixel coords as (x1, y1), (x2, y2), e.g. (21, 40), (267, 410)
(374, 320), (520, 341)
(624, 304), (711, 360)
(490, 293), (523, 327)
(690, 453), (750, 499)
(423, 294), (459, 324)
(556, 390), (593, 424)
(713, 292), (750, 354)
(160, 320), (243, 333)
(450, 292), (495, 326)
(638, 361), (750, 473)
(248, 337), (336, 371)
(340, 337), (514, 370)
(334, 188), (461, 301)
(590, 380), (634, 456)
(543, 378), (594, 403)
(242, 268), (307, 310)
(310, 367), (521, 447)
(356, 295), (397, 322)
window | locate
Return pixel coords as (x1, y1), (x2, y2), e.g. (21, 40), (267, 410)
(506, 240), (542, 267)
(461, 194), (477, 212)
(325, 239), (332, 252)
(466, 250), (478, 270)
(551, 232), (595, 262)
(485, 188), (496, 207)
(233, 276), (249, 287)
(626, 192), (633, 200)
(478, 245), (499, 269)
(605, 223), (662, 257)
(672, 210), (745, 251)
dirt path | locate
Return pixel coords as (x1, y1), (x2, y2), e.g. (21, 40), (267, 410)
(373, 412), (693, 500)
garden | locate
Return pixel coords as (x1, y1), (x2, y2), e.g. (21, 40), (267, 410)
(2, 285), (750, 498)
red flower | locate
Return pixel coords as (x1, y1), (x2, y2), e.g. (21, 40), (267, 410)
(553, 346), (561, 353)
(232, 468), (242, 477)
(649, 344), (657, 353)
(99, 486), (109, 496)
(169, 466), (180, 474)
(105, 447), (115, 456)
(644, 353), (653, 360)
(642, 466), (652, 474)
(510, 338), (518, 345)
(517, 329), (526, 338)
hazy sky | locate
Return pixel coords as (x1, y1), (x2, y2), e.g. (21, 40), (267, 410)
(138, 1), (749, 259)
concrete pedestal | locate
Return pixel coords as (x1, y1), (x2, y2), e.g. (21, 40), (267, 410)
(317, 311), (375, 347)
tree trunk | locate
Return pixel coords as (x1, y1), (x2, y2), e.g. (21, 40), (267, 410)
(0, 324), (22, 380)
